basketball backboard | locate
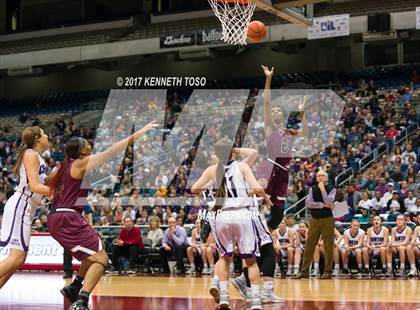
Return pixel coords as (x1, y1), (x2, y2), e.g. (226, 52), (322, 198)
(252, 0), (328, 26)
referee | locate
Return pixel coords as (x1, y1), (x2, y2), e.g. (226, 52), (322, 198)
(292, 169), (336, 279)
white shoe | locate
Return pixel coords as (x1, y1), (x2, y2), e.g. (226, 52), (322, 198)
(219, 294), (230, 309)
(231, 276), (247, 299)
(332, 268), (340, 277)
(209, 279), (220, 304)
(201, 267), (209, 275)
(261, 289), (285, 304)
(250, 297), (262, 309)
(245, 287), (252, 303)
(407, 269), (417, 277)
(310, 269), (319, 277)
(186, 267), (195, 275)
(286, 268), (293, 276)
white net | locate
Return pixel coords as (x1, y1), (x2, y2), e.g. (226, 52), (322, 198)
(208, 0), (257, 45)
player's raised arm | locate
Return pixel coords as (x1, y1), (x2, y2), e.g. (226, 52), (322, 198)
(76, 121), (159, 175)
(191, 167), (214, 194)
(233, 147), (258, 167)
(239, 161), (272, 205)
(289, 96), (309, 138)
(261, 65), (274, 138)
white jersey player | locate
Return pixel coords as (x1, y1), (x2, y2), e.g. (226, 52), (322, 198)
(362, 216), (389, 275)
(342, 220), (365, 275)
(191, 138), (272, 310)
(0, 126), (51, 288)
(387, 215), (413, 277)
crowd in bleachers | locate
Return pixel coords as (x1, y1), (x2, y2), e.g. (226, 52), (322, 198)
(0, 68), (419, 277)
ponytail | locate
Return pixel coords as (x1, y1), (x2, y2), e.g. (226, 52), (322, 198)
(12, 126), (42, 176)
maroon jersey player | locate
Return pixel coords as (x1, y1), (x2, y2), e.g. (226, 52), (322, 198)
(257, 65), (308, 231)
(48, 121), (158, 310)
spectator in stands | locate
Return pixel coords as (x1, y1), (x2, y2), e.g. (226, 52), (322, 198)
(391, 166), (404, 184)
(101, 204), (114, 224)
(111, 192), (123, 209)
(159, 216), (188, 274)
(399, 181), (409, 200)
(136, 209), (149, 225)
(375, 177), (388, 196)
(371, 190), (387, 213)
(387, 191), (403, 212)
(358, 192), (372, 211)
(285, 214), (298, 232)
(109, 216), (144, 274)
(385, 124), (398, 150)
(383, 183), (395, 204)
(344, 184), (362, 210)
(404, 191), (417, 214)
(33, 218), (47, 232)
(123, 205), (136, 220)
(402, 144), (417, 164)
(147, 216), (163, 249)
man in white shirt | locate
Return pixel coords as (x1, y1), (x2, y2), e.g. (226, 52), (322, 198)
(401, 144), (417, 164)
(383, 183), (395, 204)
(387, 192), (401, 211)
(370, 190), (387, 212)
(404, 190), (417, 213)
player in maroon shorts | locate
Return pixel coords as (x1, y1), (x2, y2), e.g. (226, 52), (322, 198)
(257, 65), (308, 231)
(48, 121), (158, 310)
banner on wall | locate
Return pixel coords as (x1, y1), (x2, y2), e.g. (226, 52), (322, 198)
(160, 32), (196, 48)
(416, 7), (420, 29)
(308, 14), (350, 40)
(0, 233), (79, 268)
(197, 28), (223, 45)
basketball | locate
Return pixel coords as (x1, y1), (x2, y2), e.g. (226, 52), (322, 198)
(247, 20), (267, 42)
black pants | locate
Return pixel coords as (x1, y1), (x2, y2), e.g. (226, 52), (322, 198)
(159, 245), (188, 273)
(63, 250), (73, 274)
(111, 245), (140, 270)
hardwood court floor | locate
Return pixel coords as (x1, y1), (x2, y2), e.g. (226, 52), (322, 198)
(0, 273), (418, 309)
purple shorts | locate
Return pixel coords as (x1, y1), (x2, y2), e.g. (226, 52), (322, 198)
(48, 211), (102, 261)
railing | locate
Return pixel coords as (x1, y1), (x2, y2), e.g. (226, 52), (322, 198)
(395, 122), (418, 148)
(335, 167), (354, 188)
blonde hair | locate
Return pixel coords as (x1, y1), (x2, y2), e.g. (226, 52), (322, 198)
(13, 126), (43, 176)
(149, 216), (161, 228)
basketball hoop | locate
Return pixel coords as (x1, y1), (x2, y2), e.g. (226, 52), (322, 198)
(208, 0), (256, 45)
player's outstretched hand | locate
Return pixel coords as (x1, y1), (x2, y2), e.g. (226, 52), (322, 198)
(261, 65), (274, 78)
(142, 120), (160, 132)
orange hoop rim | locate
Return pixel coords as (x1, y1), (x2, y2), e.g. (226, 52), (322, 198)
(216, 0), (250, 4)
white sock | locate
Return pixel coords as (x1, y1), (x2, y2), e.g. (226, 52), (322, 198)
(411, 264), (416, 271)
(364, 265), (369, 269)
(263, 280), (273, 292)
(343, 264), (348, 269)
(382, 264), (386, 269)
(212, 275), (219, 283)
(294, 265), (299, 270)
(220, 281), (229, 294)
(190, 264), (195, 269)
(251, 284), (260, 298)
(387, 263), (392, 269)
(358, 264), (362, 269)
(314, 263), (319, 271)
(334, 264), (340, 270)
(288, 264), (293, 270)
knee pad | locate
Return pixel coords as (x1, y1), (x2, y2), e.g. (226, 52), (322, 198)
(267, 206), (284, 230)
(260, 243), (276, 278)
